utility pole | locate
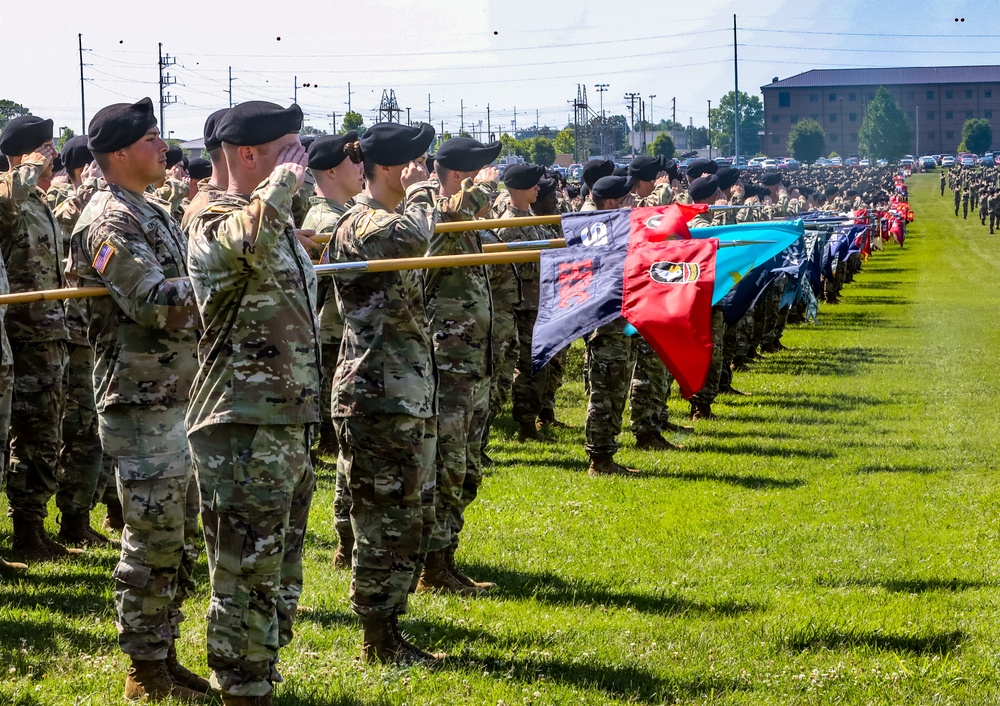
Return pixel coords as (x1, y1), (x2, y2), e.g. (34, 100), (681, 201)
(513, 106), (517, 135)
(733, 14), (740, 162)
(331, 112), (336, 132)
(595, 83), (609, 157)
(406, 107), (411, 126)
(347, 82), (352, 114)
(640, 99), (647, 153)
(672, 96), (677, 150)
(293, 75), (297, 104)
(78, 34), (86, 133)
(460, 99), (464, 135)
(427, 93), (432, 123)
(624, 92), (640, 155)
(226, 66), (235, 108)
(535, 109), (539, 136)
(157, 43), (177, 138)
(707, 99), (712, 159)
(487, 103), (492, 141)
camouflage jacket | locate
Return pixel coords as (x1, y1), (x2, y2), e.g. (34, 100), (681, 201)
(152, 177), (188, 223)
(180, 178), (227, 235)
(46, 181), (76, 212)
(305, 195), (350, 345)
(623, 182), (673, 209)
(479, 229), (519, 320)
(329, 188), (438, 418)
(54, 178), (100, 346)
(186, 168), (321, 432)
(0, 160), (68, 343)
(496, 204), (550, 311)
(0, 255), (13, 367)
(688, 212), (715, 229)
(420, 178), (495, 377)
(67, 183), (199, 411)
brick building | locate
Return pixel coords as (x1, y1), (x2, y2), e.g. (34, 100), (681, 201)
(761, 66), (1000, 158)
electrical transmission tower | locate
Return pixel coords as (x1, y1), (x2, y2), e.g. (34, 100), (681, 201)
(377, 89), (402, 123)
(158, 43), (178, 137)
(567, 84), (590, 162)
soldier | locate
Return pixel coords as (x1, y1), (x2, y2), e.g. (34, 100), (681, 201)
(687, 175), (727, 421)
(151, 145), (189, 222)
(411, 136), (502, 596)
(954, 183), (961, 216)
(67, 97), (207, 702)
(0, 115), (75, 560)
(327, 122), (445, 665)
(180, 108), (230, 234)
(962, 187), (970, 219)
(940, 169), (946, 196)
(0, 188), (22, 574)
(583, 175), (644, 477)
(186, 101), (319, 705)
(577, 158), (614, 211)
(627, 155), (674, 208)
(496, 164), (551, 441)
(304, 131), (364, 569)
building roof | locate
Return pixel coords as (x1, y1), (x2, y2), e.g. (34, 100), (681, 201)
(763, 66), (1000, 90)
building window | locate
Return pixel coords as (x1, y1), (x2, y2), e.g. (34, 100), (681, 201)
(829, 93), (837, 102)
(867, 93), (875, 100)
(906, 91), (915, 100)
(986, 90), (993, 98)
(830, 134), (838, 143)
(927, 111), (935, 119)
(849, 113), (857, 122)
(778, 91), (790, 107)
(945, 90), (953, 99)
(811, 114), (819, 122)
(771, 115), (780, 124)
(791, 115), (798, 124)
(946, 130), (954, 139)
(987, 110), (993, 119)
(966, 90), (974, 99)
(967, 110), (974, 118)
(927, 90), (934, 99)
(772, 134), (779, 144)
(849, 93), (857, 102)
(928, 131), (935, 139)
(810, 94), (818, 103)
(829, 113), (837, 122)
(946, 110), (954, 119)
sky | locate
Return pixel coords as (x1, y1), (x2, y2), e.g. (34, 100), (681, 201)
(1, 0), (995, 142)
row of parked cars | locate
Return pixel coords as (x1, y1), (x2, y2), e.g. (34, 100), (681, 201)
(908, 153), (997, 170)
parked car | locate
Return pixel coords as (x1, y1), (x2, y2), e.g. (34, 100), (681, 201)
(859, 159), (871, 166)
(960, 156), (976, 166)
(940, 155), (956, 167)
(844, 157), (859, 167)
(780, 158), (800, 170)
(980, 155), (996, 166)
(761, 159), (779, 170)
(920, 156), (937, 169)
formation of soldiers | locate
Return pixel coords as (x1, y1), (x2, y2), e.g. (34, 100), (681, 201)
(944, 164), (1000, 233)
(0, 100), (908, 704)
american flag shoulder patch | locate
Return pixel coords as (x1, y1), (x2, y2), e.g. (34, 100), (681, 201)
(93, 241), (116, 274)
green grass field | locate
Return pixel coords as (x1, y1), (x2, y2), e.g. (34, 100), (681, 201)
(4, 172), (1000, 705)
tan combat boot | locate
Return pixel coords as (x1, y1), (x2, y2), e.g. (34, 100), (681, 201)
(0, 557), (28, 574)
(361, 616), (444, 666)
(587, 455), (641, 478)
(444, 545), (495, 591)
(416, 550), (484, 596)
(166, 645), (211, 694)
(11, 518), (54, 561)
(517, 420), (540, 442)
(332, 534), (353, 570)
(390, 615), (447, 664)
(57, 512), (114, 548)
(103, 497), (125, 533)
(124, 658), (210, 702)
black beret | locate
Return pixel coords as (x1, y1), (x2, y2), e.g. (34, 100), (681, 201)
(613, 166), (629, 177)
(686, 158), (717, 180)
(216, 101), (303, 147)
(308, 131), (359, 171)
(165, 145), (184, 168)
(582, 158), (614, 188)
(299, 135), (316, 149)
(203, 108), (229, 152)
(688, 174), (720, 202)
(0, 155), (7, 171)
(435, 137), (502, 172)
(426, 155), (435, 173)
(761, 172), (783, 186)
(89, 98), (157, 153)
(716, 165), (741, 190)
(503, 164), (545, 190)
(566, 184), (580, 199)
(845, 188), (858, 197)
(663, 158), (680, 181)
(592, 175), (634, 200)
(824, 185), (840, 197)
(579, 184), (589, 199)
(537, 177), (557, 199)
(187, 158), (212, 180)
(628, 155), (664, 181)
(1, 115), (54, 157)
(360, 122), (435, 166)
(60, 136), (91, 172)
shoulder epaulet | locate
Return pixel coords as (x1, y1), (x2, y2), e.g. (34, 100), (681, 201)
(356, 209), (398, 239)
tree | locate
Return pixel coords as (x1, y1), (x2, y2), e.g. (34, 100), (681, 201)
(858, 86), (911, 161)
(786, 119), (825, 164)
(57, 127), (76, 151)
(340, 111), (364, 134)
(553, 128), (575, 156)
(960, 118), (992, 154)
(301, 125), (328, 136)
(689, 126), (709, 149)
(0, 99), (29, 130)
(709, 91), (764, 156)
(529, 137), (556, 166)
(649, 132), (675, 159)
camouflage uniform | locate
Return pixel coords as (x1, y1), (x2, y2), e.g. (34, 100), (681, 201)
(67, 182), (200, 660)
(0, 253), (14, 496)
(180, 177), (227, 235)
(584, 320), (633, 459)
(0, 158), (69, 524)
(152, 177), (188, 223)
(187, 167), (320, 698)
(420, 178), (494, 553)
(329, 188), (437, 620)
(629, 337), (674, 437)
(496, 205), (552, 430)
(480, 228), (519, 452)
(688, 211), (725, 412)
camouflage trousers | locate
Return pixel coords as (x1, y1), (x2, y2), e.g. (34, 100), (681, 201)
(189, 423), (315, 698)
(334, 414), (435, 620)
(99, 403), (200, 661)
(5, 339), (67, 521)
(56, 343), (103, 515)
(484, 311), (517, 451)
(690, 307), (726, 407)
(584, 320), (633, 458)
(629, 337), (673, 438)
(542, 347), (568, 416)
(512, 309), (549, 425)
(721, 311), (753, 390)
(761, 277), (788, 347)
(0, 363), (13, 489)
(317, 340), (341, 458)
(430, 372), (489, 552)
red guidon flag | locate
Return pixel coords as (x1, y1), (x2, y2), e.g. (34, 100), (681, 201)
(621, 235), (718, 399)
(629, 203), (708, 242)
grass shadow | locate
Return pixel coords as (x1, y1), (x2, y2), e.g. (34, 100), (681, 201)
(855, 461), (943, 474)
(781, 626), (965, 655)
(653, 470), (806, 490)
(683, 440), (836, 460)
(815, 576), (992, 593)
(751, 345), (892, 377)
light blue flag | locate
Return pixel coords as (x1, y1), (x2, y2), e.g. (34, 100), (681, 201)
(689, 220), (805, 304)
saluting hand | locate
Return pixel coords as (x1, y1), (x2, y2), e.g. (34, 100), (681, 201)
(275, 142), (308, 192)
(81, 161), (102, 182)
(654, 171), (671, 186)
(24, 144), (56, 169)
(401, 161), (429, 189)
(474, 166), (500, 185)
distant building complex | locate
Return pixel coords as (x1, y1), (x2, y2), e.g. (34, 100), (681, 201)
(761, 66), (1000, 157)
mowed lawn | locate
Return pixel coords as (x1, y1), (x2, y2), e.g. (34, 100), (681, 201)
(4, 172), (1000, 705)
